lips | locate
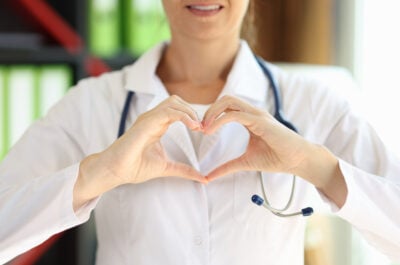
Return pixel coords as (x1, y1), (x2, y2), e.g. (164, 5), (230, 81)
(186, 4), (224, 16)
(187, 4), (223, 11)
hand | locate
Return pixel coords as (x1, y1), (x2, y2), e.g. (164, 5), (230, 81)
(202, 95), (309, 181)
(74, 95), (207, 210)
(102, 95), (207, 184)
(202, 95), (347, 207)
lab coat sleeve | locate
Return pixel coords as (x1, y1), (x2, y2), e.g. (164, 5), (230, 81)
(311, 88), (400, 261)
(0, 164), (97, 264)
(335, 159), (400, 261)
(0, 81), (99, 263)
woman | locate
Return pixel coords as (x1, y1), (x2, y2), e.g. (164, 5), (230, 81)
(1, 0), (399, 264)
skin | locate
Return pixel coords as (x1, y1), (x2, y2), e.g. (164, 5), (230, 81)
(74, 0), (348, 211)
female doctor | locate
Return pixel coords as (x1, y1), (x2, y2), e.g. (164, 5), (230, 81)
(1, 0), (400, 264)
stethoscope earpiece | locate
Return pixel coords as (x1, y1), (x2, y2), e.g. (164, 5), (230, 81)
(251, 194), (265, 206)
(301, 207), (314, 217)
(252, 194), (314, 217)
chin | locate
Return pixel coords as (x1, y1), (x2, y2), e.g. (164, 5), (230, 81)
(176, 27), (239, 43)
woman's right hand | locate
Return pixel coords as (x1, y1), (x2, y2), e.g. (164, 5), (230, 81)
(73, 95), (206, 210)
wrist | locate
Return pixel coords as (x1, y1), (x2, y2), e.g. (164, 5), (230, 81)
(295, 144), (348, 208)
(294, 144), (335, 187)
(73, 153), (121, 211)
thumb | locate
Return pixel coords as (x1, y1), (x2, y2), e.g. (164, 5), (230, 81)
(206, 156), (249, 181)
(165, 162), (208, 184)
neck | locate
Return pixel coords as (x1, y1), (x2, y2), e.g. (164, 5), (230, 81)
(157, 36), (240, 87)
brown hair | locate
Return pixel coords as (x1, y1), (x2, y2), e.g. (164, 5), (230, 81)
(241, 0), (258, 50)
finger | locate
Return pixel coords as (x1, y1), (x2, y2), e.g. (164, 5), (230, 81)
(206, 156), (249, 181)
(165, 162), (208, 184)
(163, 107), (202, 131)
(164, 95), (200, 122)
(131, 104), (202, 144)
(204, 111), (262, 135)
(203, 95), (261, 127)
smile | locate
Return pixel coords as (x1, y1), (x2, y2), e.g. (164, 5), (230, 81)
(187, 5), (223, 11)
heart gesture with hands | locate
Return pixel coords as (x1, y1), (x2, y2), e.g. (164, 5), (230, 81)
(97, 94), (310, 186)
(75, 94), (343, 210)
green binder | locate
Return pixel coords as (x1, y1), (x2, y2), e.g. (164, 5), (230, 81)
(37, 65), (72, 117)
(124, 0), (170, 56)
(0, 66), (6, 159)
(7, 65), (38, 148)
(88, 0), (121, 57)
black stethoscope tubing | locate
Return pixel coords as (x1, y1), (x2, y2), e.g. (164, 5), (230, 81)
(117, 56), (313, 217)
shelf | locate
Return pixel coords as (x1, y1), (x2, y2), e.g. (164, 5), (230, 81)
(0, 47), (81, 64)
(101, 51), (136, 71)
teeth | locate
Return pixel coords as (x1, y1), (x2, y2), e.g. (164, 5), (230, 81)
(189, 5), (221, 11)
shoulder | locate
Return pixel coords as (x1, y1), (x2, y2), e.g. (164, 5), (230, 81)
(262, 61), (362, 141)
(269, 62), (355, 97)
(266, 62), (358, 114)
(73, 65), (133, 98)
(43, 64), (137, 126)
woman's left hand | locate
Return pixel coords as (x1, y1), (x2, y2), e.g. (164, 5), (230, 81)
(203, 95), (347, 208)
(202, 95), (312, 181)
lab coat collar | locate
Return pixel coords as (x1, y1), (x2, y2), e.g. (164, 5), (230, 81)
(123, 42), (169, 97)
(219, 41), (269, 103)
(123, 40), (269, 104)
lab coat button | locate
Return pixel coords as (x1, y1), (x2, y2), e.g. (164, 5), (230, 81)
(194, 236), (203, 246)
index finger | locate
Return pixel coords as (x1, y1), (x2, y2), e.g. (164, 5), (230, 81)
(203, 95), (261, 127)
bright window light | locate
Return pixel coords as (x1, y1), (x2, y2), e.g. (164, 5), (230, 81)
(357, 0), (400, 157)
(352, 1), (400, 265)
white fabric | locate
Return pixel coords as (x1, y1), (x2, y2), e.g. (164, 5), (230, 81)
(187, 104), (210, 159)
(1, 41), (400, 264)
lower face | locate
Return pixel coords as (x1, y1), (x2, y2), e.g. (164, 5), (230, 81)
(162, 0), (250, 41)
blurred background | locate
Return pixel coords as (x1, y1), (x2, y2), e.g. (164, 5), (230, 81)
(0, 0), (399, 264)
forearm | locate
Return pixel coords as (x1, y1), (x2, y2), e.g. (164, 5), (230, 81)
(295, 143), (348, 208)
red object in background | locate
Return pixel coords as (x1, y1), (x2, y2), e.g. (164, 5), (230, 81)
(9, 234), (62, 265)
(85, 56), (112, 77)
(16, 0), (83, 54)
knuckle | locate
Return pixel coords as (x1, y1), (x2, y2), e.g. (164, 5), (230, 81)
(221, 95), (234, 102)
(169, 95), (182, 102)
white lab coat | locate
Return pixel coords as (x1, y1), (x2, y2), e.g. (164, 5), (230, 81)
(1, 41), (399, 265)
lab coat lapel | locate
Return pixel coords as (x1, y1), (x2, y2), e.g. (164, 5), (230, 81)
(142, 94), (199, 169)
(163, 123), (199, 170)
(197, 131), (221, 162)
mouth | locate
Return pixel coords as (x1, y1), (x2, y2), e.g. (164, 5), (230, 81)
(186, 4), (224, 16)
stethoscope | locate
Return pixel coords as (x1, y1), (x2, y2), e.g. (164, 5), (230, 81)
(118, 55), (314, 218)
